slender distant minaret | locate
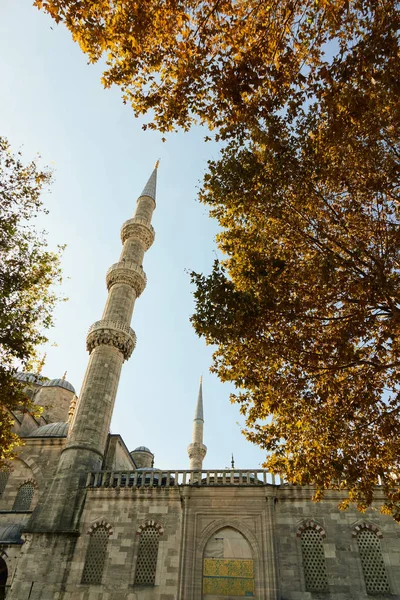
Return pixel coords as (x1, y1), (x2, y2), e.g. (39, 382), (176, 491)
(29, 164), (158, 532)
(188, 377), (207, 470)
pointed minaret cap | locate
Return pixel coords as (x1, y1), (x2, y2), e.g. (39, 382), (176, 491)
(139, 160), (159, 202)
(194, 376), (204, 422)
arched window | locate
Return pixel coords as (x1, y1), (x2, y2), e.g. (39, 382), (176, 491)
(357, 528), (390, 594)
(81, 525), (110, 584)
(134, 525), (160, 586)
(0, 556), (7, 600)
(203, 527), (254, 597)
(300, 527), (328, 592)
(0, 467), (10, 497)
(12, 482), (34, 511)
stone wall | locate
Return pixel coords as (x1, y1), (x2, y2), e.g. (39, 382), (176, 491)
(4, 481), (400, 599)
(275, 486), (400, 599)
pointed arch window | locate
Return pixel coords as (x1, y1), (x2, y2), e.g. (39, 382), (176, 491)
(0, 467), (11, 497)
(357, 528), (390, 594)
(134, 525), (160, 586)
(202, 526), (254, 597)
(81, 525), (111, 584)
(12, 482), (34, 511)
(300, 527), (328, 592)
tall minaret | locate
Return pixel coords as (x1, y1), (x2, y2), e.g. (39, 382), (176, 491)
(188, 377), (207, 470)
(29, 164), (158, 532)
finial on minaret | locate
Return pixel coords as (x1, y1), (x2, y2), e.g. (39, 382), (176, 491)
(154, 159), (160, 169)
(231, 453), (235, 469)
(188, 377), (207, 472)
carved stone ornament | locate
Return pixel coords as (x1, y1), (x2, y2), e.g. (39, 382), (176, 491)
(187, 442), (207, 460)
(106, 261), (147, 296)
(86, 320), (137, 360)
(120, 216), (155, 249)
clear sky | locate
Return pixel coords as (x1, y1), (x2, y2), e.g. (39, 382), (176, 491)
(0, 1), (267, 470)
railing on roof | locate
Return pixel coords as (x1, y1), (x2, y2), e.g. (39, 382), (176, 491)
(85, 469), (285, 489)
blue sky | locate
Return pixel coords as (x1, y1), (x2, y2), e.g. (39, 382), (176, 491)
(0, 1), (267, 469)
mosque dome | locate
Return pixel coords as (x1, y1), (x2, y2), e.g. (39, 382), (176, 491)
(29, 422), (69, 438)
(15, 372), (45, 385)
(0, 523), (23, 544)
(132, 446), (153, 455)
(42, 378), (76, 394)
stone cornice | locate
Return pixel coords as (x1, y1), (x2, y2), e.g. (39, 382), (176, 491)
(106, 261), (147, 296)
(86, 320), (137, 360)
(120, 216), (155, 249)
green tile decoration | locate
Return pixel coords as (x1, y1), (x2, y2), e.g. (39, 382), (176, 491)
(203, 559), (254, 596)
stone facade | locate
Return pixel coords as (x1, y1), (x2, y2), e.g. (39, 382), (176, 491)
(1, 166), (399, 599)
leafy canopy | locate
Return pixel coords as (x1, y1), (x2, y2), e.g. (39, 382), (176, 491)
(0, 137), (64, 464)
(35, 0), (400, 516)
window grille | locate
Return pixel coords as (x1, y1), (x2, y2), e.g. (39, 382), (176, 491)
(134, 526), (159, 586)
(0, 467), (10, 496)
(81, 526), (109, 584)
(12, 482), (34, 511)
(301, 527), (328, 592)
(357, 529), (390, 594)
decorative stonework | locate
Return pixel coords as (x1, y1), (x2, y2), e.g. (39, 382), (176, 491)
(21, 478), (38, 489)
(106, 261), (147, 296)
(86, 320), (137, 360)
(87, 521), (113, 536)
(187, 443), (207, 461)
(297, 520), (327, 538)
(352, 522), (383, 538)
(120, 216), (155, 249)
(136, 520), (164, 535)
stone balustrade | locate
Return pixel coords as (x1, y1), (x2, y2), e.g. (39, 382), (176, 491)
(106, 261), (147, 295)
(120, 216), (155, 248)
(86, 320), (137, 360)
(84, 469), (285, 489)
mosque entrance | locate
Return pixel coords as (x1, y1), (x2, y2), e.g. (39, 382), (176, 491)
(202, 527), (254, 597)
(0, 556), (7, 600)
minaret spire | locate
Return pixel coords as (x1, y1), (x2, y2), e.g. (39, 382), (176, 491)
(188, 377), (207, 471)
(29, 165), (158, 532)
(194, 375), (204, 421)
(139, 160), (159, 201)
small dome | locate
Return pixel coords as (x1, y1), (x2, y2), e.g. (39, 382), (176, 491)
(15, 372), (45, 385)
(0, 523), (23, 544)
(29, 422), (69, 438)
(42, 378), (76, 394)
(132, 446), (153, 455)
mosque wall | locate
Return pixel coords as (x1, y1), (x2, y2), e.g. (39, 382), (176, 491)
(7, 487), (183, 599)
(275, 487), (400, 599)
(16, 440), (66, 499)
(103, 435), (136, 471)
(33, 386), (75, 424)
(0, 457), (39, 513)
(3, 472), (400, 600)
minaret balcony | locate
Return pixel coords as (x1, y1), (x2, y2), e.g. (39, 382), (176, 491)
(86, 320), (137, 360)
(121, 216), (155, 249)
(187, 442), (207, 460)
(106, 261), (147, 296)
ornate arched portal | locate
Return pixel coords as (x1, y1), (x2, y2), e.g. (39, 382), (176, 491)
(0, 556), (7, 600)
(202, 527), (254, 597)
